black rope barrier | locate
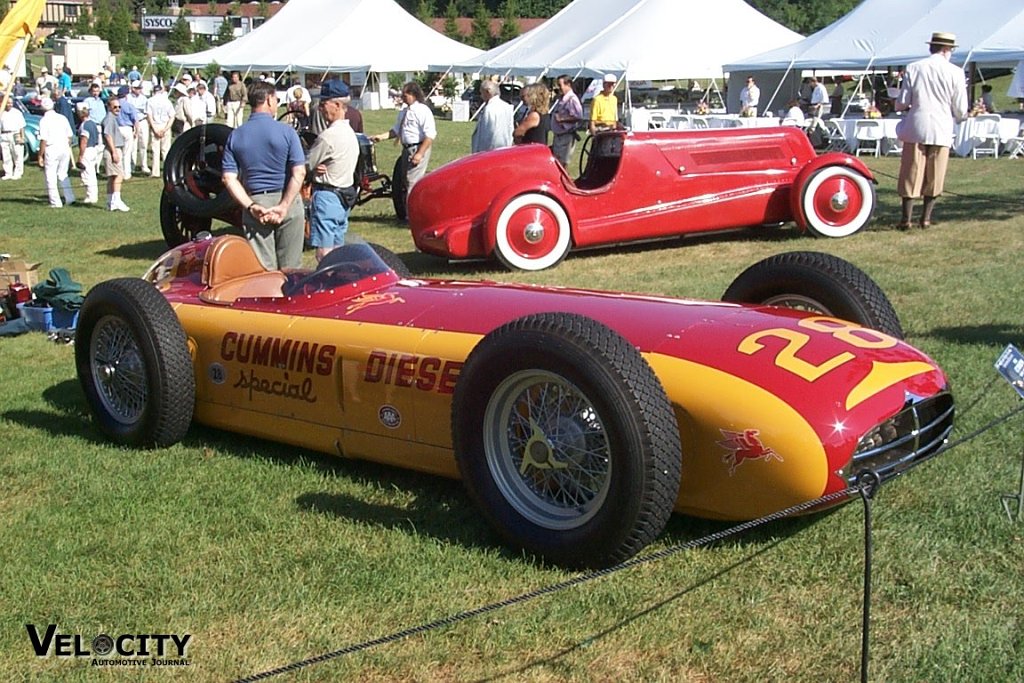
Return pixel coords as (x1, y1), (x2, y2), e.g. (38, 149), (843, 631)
(234, 402), (1024, 683)
(232, 486), (857, 683)
(857, 471), (880, 683)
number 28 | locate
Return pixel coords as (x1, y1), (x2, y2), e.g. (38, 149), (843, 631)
(738, 316), (897, 382)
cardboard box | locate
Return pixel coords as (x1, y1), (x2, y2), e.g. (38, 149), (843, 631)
(0, 260), (42, 288)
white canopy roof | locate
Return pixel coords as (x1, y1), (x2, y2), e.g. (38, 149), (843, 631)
(727, 0), (1024, 72)
(168, 0), (481, 72)
(441, 0), (803, 80)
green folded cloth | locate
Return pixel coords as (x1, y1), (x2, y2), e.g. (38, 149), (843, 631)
(32, 268), (85, 312)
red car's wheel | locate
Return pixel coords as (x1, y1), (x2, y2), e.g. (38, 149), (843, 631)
(800, 166), (875, 238)
(493, 193), (571, 271)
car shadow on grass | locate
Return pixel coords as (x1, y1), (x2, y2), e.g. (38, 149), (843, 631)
(920, 323), (1024, 347)
(97, 239), (178, 262)
(396, 224), (809, 277)
(470, 540), (787, 683)
(21, 378), (836, 565)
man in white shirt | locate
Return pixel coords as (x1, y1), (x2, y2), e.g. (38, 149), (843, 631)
(37, 97), (76, 207)
(471, 80), (513, 154)
(740, 76), (760, 116)
(809, 77), (829, 117)
(147, 84), (176, 177)
(196, 81), (217, 122)
(126, 80), (151, 175)
(371, 81), (436, 202)
(895, 31), (968, 229)
(0, 97), (26, 180)
(35, 67), (57, 95)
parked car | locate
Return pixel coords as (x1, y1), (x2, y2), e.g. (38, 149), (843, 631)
(408, 127), (877, 271)
(75, 236), (952, 568)
(9, 98), (40, 160)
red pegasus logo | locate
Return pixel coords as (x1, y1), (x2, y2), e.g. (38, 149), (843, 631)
(717, 428), (783, 475)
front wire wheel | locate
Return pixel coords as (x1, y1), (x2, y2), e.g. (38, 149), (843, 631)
(484, 370), (612, 529)
(453, 312), (681, 569)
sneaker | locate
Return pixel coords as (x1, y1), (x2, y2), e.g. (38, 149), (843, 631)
(115, 201), (130, 212)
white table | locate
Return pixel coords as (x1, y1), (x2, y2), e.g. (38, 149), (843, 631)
(951, 116), (1021, 157)
(832, 118), (900, 154)
(705, 114), (781, 129)
(833, 115), (1023, 157)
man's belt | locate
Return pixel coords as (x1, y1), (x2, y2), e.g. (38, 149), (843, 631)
(312, 183), (356, 192)
(402, 141), (421, 149)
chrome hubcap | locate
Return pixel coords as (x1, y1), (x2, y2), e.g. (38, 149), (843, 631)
(523, 221), (545, 244)
(830, 190), (849, 212)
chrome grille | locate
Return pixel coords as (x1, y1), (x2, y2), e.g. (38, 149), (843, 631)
(847, 391), (955, 484)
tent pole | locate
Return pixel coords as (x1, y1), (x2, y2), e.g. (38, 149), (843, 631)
(842, 56), (875, 119)
(763, 56), (796, 115)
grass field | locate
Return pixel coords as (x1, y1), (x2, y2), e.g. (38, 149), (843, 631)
(1, 110), (1023, 682)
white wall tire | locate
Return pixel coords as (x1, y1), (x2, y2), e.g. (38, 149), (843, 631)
(800, 166), (875, 238)
(493, 193), (571, 271)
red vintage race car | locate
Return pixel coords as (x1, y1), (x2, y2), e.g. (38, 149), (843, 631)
(409, 128), (877, 270)
(75, 236), (952, 568)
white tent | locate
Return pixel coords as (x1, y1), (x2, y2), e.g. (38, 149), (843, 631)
(168, 0), (481, 108)
(440, 0), (802, 81)
(726, 0), (1024, 72)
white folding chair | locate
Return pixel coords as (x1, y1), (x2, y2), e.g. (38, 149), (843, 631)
(853, 120), (882, 157)
(1003, 122), (1024, 159)
(971, 114), (1001, 159)
(648, 113), (667, 130)
(823, 119), (848, 152)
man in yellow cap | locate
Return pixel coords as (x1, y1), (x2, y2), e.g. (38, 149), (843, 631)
(894, 31), (968, 229)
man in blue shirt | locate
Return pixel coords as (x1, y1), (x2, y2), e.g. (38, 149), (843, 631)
(83, 82), (106, 124)
(221, 80), (307, 270)
(75, 103), (102, 203)
(114, 85), (140, 179)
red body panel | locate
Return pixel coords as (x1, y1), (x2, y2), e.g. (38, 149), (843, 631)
(408, 128), (874, 261)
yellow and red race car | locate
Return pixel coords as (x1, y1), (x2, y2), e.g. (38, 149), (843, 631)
(76, 236), (953, 568)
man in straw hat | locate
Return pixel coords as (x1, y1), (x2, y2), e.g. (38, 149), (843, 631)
(894, 31), (968, 229)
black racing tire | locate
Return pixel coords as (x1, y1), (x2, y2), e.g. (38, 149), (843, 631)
(163, 124), (235, 219)
(391, 156), (408, 221)
(160, 191), (213, 247)
(722, 251), (904, 339)
(75, 278), (195, 448)
(452, 312), (682, 569)
(369, 242), (411, 278)
(799, 166), (876, 238)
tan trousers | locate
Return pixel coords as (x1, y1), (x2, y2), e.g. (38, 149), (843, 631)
(898, 142), (950, 198)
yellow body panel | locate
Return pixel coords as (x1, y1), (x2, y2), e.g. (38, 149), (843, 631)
(175, 303), (831, 519)
(175, 303), (480, 478)
(645, 354), (828, 519)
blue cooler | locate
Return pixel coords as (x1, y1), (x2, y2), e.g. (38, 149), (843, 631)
(22, 304), (54, 332)
(52, 307), (79, 329)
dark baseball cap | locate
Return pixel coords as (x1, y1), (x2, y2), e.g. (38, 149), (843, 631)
(320, 79), (349, 99)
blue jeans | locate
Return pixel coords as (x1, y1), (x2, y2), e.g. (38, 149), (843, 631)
(309, 188), (350, 248)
